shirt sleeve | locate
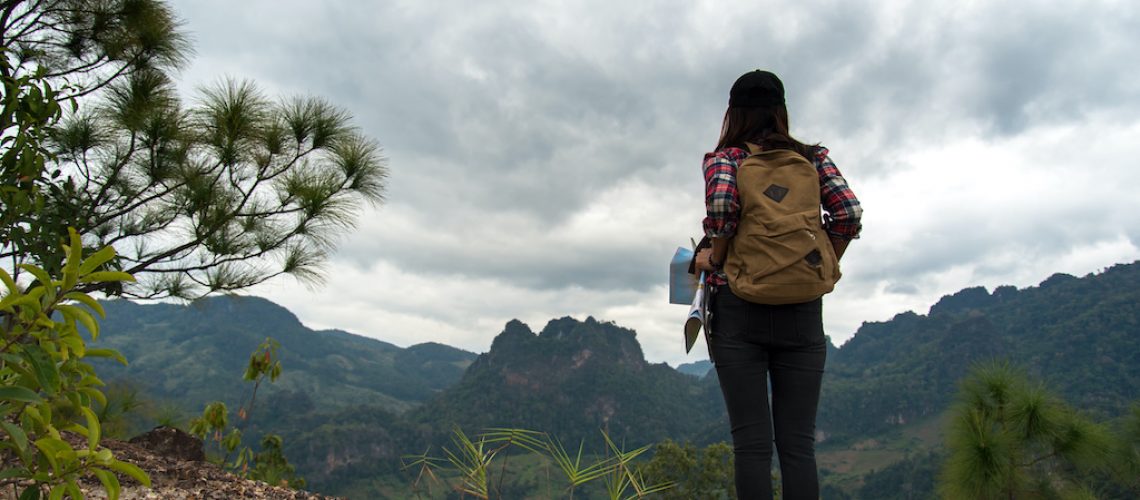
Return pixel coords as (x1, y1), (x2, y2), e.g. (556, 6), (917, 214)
(814, 148), (863, 240)
(702, 150), (742, 239)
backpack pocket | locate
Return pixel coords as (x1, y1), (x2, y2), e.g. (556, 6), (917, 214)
(740, 212), (824, 281)
(725, 211), (839, 304)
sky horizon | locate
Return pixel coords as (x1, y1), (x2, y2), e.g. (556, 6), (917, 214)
(159, 0), (1140, 367)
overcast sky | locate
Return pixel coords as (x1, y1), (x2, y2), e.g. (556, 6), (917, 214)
(163, 0), (1140, 366)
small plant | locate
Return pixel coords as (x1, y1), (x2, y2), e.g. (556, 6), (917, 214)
(402, 427), (672, 499)
(0, 229), (148, 499)
(189, 337), (304, 488)
(599, 432), (672, 500)
(250, 434), (305, 490)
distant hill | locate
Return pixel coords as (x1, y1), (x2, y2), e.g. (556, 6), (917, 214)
(676, 360), (713, 378)
(92, 296), (477, 415)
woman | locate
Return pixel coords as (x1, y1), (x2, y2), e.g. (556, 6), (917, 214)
(694, 70), (862, 499)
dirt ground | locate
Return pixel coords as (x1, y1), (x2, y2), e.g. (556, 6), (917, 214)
(1, 428), (342, 500)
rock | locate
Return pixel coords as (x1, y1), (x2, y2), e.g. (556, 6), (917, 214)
(129, 426), (205, 462)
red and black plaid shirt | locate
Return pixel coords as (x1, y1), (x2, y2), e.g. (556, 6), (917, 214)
(702, 146), (862, 285)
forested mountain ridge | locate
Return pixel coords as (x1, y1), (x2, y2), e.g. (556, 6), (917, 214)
(819, 262), (1140, 443)
(86, 261), (1140, 497)
(406, 317), (724, 448)
(92, 296), (477, 415)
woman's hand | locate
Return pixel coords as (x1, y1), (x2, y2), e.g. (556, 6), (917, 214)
(694, 248), (720, 273)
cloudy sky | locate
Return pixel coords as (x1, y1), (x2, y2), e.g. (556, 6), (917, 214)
(163, 0), (1139, 366)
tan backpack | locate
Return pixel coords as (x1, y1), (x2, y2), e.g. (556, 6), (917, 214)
(723, 143), (841, 305)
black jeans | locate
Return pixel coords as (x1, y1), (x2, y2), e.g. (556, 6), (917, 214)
(708, 285), (826, 500)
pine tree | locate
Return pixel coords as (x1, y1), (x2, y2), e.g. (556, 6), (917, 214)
(1, 0), (387, 297)
(939, 362), (1111, 499)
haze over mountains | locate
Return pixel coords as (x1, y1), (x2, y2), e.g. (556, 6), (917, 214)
(89, 260), (1140, 497)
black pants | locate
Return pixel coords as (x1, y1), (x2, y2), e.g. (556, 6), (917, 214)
(708, 286), (826, 500)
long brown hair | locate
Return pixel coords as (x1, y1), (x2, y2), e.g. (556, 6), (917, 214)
(715, 104), (817, 159)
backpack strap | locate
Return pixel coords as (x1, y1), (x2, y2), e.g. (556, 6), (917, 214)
(743, 142), (765, 156)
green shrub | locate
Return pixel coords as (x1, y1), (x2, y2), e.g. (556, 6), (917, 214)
(1, 229), (147, 499)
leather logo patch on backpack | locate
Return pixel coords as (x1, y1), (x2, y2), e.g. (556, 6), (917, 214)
(804, 249), (823, 266)
(763, 184), (789, 203)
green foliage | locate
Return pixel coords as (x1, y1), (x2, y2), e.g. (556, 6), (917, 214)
(638, 440), (735, 499)
(1, 0), (190, 280)
(598, 432), (672, 500)
(939, 362), (1114, 499)
(0, 229), (145, 499)
(91, 381), (145, 440)
(403, 427), (671, 500)
(441, 428), (495, 499)
(250, 434), (306, 490)
(189, 337), (304, 489)
(42, 72), (389, 299)
(852, 450), (942, 499)
(1081, 403), (1140, 498)
(0, 47), (72, 275)
(1110, 404), (1140, 493)
(1, 0), (191, 98)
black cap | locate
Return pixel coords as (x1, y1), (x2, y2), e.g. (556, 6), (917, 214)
(728, 70), (785, 108)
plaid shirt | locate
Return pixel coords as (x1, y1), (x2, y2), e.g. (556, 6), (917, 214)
(702, 146), (862, 284)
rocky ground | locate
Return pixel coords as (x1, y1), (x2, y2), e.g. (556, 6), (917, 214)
(2, 428), (343, 500)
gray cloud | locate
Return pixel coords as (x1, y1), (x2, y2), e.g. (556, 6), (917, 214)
(885, 283), (919, 295)
(162, 0), (1140, 361)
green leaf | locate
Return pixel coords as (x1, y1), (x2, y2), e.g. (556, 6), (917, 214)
(22, 345), (60, 395)
(0, 467), (30, 481)
(85, 348), (127, 366)
(0, 292), (23, 311)
(58, 333), (85, 359)
(80, 387), (108, 409)
(1, 420), (30, 452)
(107, 459), (150, 486)
(23, 404), (46, 428)
(61, 229), (82, 290)
(0, 386), (42, 403)
(63, 292), (105, 318)
(78, 271), (135, 284)
(0, 268), (17, 294)
(18, 264), (54, 290)
(222, 428), (242, 452)
(81, 406), (101, 450)
(57, 303), (98, 339)
(78, 246), (117, 276)
(93, 469), (121, 500)
(63, 423), (88, 438)
(33, 437), (71, 476)
(46, 485), (63, 500)
(5, 289), (45, 312)
(17, 485), (40, 500)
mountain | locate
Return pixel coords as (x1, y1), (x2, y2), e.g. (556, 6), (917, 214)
(818, 262), (1140, 444)
(92, 296), (477, 415)
(86, 261), (1140, 498)
(406, 317), (724, 447)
